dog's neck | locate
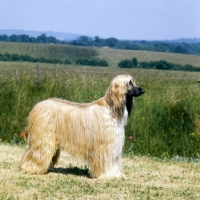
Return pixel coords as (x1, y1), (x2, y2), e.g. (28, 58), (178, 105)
(104, 89), (133, 119)
(126, 95), (133, 117)
(104, 90), (125, 119)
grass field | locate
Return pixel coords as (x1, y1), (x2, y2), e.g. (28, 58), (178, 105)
(0, 42), (98, 62)
(97, 47), (200, 67)
(0, 43), (200, 199)
(0, 144), (200, 200)
(1, 42), (200, 67)
(1, 62), (200, 158)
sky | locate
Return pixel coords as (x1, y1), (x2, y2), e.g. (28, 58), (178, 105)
(0, 0), (199, 40)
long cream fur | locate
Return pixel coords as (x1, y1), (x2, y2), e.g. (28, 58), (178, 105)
(20, 75), (144, 179)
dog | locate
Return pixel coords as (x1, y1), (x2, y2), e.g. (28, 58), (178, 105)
(20, 75), (145, 179)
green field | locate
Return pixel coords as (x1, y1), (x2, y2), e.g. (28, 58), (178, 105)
(1, 42), (200, 67)
(0, 42), (200, 158)
(1, 61), (200, 158)
(0, 42), (97, 62)
(97, 47), (200, 67)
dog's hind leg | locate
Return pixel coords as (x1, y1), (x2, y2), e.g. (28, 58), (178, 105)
(50, 148), (61, 167)
(20, 136), (59, 174)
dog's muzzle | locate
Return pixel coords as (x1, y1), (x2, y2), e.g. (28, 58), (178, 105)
(132, 87), (145, 97)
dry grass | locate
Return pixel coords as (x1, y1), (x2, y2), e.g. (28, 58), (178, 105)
(0, 144), (200, 199)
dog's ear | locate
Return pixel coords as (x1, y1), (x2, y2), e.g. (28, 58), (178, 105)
(105, 82), (126, 119)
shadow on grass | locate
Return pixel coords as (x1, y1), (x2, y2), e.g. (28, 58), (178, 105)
(48, 165), (90, 178)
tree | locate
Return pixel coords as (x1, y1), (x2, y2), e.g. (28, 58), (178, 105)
(77, 36), (92, 46)
(37, 34), (47, 43)
(105, 37), (118, 47)
(99, 60), (108, 66)
(94, 36), (100, 43)
(48, 36), (57, 43)
(94, 36), (105, 46)
(9, 35), (18, 42)
(132, 57), (138, 67)
(174, 45), (187, 54)
(0, 34), (8, 41)
(20, 34), (30, 42)
(118, 60), (133, 68)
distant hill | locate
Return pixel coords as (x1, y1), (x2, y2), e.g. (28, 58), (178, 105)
(129, 38), (200, 44)
(0, 30), (200, 55)
(0, 29), (80, 41)
(0, 42), (200, 68)
(165, 38), (200, 44)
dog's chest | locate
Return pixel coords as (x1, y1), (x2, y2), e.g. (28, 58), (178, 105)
(111, 108), (128, 156)
(116, 107), (128, 134)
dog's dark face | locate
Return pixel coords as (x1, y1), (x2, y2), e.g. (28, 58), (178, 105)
(127, 80), (145, 97)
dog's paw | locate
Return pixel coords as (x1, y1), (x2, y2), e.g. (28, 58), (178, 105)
(118, 173), (128, 180)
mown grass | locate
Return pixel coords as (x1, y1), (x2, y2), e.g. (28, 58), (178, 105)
(0, 62), (200, 158)
(0, 144), (200, 200)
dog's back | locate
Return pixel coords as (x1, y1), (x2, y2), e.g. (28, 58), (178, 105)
(25, 98), (116, 159)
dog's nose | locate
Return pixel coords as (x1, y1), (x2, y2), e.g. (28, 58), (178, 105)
(141, 89), (145, 94)
(140, 88), (145, 94)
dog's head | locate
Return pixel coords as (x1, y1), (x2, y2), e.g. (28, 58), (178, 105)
(111, 75), (145, 97)
(105, 75), (145, 118)
(126, 77), (145, 97)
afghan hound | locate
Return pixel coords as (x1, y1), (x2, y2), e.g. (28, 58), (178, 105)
(20, 75), (145, 179)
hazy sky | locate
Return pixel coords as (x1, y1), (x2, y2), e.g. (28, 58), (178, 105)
(0, 0), (199, 40)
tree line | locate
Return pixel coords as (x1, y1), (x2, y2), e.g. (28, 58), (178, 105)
(118, 57), (200, 72)
(0, 52), (71, 64)
(69, 36), (200, 55)
(0, 34), (200, 55)
(0, 51), (199, 71)
(76, 58), (108, 66)
(0, 52), (108, 67)
(1, 51), (199, 72)
(0, 34), (58, 44)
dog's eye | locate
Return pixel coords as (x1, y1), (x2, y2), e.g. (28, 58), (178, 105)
(129, 80), (133, 86)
